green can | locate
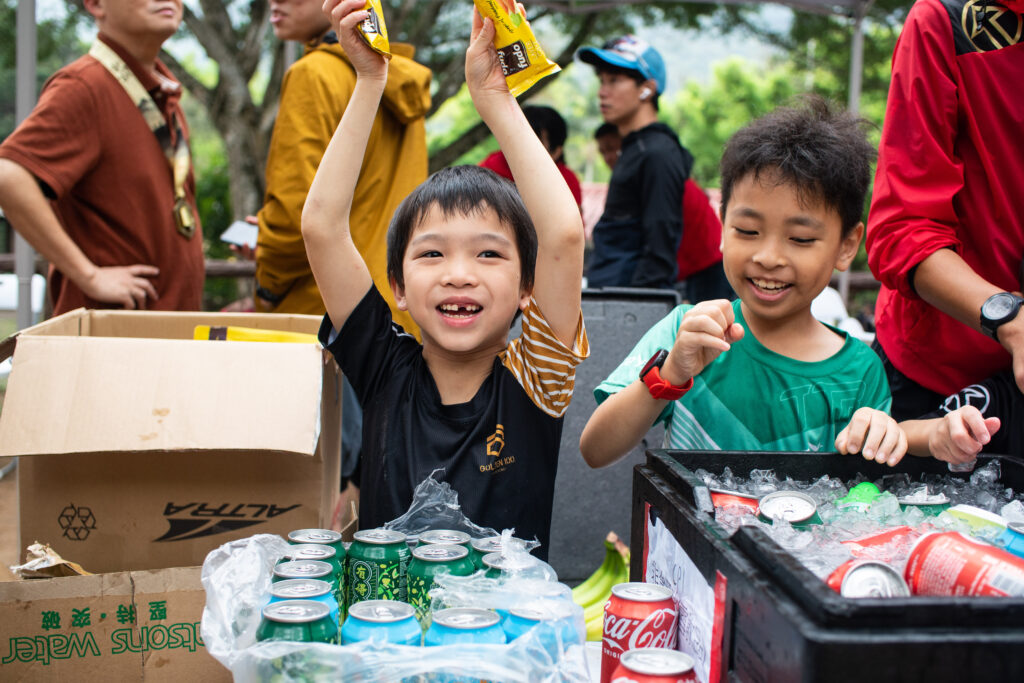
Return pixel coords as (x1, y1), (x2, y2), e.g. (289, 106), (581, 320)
(418, 529), (472, 548)
(407, 544), (476, 626)
(256, 600), (339, 644)
(469, 535), (522, 570)
(279, 544), (345, 615)
(346, 529), (411, 607)
(288, 528), (346, 559)
(481, 551), (537, 579)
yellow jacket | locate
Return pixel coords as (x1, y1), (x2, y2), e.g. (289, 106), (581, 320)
(255, 38), (430, 339)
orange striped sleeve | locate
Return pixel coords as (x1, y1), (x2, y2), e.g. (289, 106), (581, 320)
(501, 297), (589, 417)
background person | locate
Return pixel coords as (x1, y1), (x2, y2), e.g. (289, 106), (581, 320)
(578, 36), (692, 291)
(866, 0), (1024, 421)
(0, 0), (203, 313)
(593, 122), (732, 302)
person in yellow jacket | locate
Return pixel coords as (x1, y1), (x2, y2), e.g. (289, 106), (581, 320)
(255, 0), (431, 342)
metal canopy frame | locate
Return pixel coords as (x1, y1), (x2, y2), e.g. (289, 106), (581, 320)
(13, 0), (875, 324)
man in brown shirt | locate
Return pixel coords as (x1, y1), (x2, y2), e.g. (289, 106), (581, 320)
(0, 0), (204, 314)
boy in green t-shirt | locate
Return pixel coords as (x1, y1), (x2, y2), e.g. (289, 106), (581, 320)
(581, 98), (908, 467)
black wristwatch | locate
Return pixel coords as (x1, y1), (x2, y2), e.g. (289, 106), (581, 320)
(980, 292), (1024, 340)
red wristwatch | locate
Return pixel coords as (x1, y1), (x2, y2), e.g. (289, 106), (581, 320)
(640, 349), (693, 401)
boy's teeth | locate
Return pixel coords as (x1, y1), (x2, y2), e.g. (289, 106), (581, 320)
(439, 303), (481, 313)
(753, 278), (788, 290)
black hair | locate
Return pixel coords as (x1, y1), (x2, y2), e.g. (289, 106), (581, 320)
(594, 64), (659, 111)
(594, 122), (619, 140)
(719, 95), (876, 237)
(386, 165), (538, 293)
(523, 105), (568, 161)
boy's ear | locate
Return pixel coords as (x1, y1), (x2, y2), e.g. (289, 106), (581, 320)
(834, 222), (864, 272)
(519, 287), (532, 312)
(390, 277), (409, 311)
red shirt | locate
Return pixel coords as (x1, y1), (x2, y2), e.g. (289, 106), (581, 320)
(676, 178), (722, 281)
(866, 0), (1024, 394)
(0, 33), (205, 314)
(479, 151), (583, 210)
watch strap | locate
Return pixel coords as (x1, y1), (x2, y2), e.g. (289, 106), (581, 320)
(643, 365), (693, 401)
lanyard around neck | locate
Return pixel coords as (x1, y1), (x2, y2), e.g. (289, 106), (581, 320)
(88, 40), (196, 239)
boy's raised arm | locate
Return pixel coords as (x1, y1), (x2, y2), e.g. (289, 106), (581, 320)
(301, 0), (381, 331)
(465, 11), (585, 347)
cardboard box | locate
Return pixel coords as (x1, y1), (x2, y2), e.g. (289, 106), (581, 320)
(0, 567), (229, 681)
(0, 309), (342, 573)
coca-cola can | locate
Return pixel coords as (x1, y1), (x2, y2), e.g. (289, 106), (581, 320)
(904, 531), (1024, 597)
(611, 647), (698, 683)
(826, 559), (910, 597)
(601, 582), (678, 683)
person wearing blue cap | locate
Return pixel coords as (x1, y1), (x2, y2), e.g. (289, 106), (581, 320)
(578, 35), (693, 290)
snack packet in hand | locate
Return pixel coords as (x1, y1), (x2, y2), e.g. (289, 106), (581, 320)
(358, 0), (390, 56)
(473, 0), (560, 96)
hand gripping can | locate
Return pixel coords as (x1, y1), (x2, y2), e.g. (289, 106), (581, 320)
(340, 599), (422, 646)
(601, 583), (677, 683)
(269, 579), (340, 626)
(418, 529), (472, 548)
(408, 544), (476, 627)
(256, 600), (339, 644)
(278, 544), (345, 615)
(611, 647), (698, 683)
(347, 529), (411, 606)
(904, 531), (1024, 597)
(424, 607), (507, 646)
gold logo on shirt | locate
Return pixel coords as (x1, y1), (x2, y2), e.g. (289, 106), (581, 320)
(480, 424), (515, 473)
(962, 1), (1022, 51)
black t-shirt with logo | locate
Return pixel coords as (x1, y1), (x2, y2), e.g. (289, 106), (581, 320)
(320, 288), (588, 559)
(921, 371), (1023, 455)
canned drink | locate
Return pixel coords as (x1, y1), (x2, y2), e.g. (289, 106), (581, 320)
(423, 607), (507, 646)
(469, 535), (527, 570)
(758, 490), (821, 526)
(408, 544), (476, 626)
(601, 583), (677, 683)
(256, 600), (339, 644)
(996, 522), (1024, 560)
(340, 599), (422, 646)
(288, 528), (346, 558)
(905, 531), (1024, 597)
(279, 544), (345, 613)
(347, 529), (411, 606)
(269, 579), (340, 625)
(272, 560), (334, 584)
(945, 504), (1008, 533)
(418, 529), (472, 548)
(501, 603), (581, 656)
(611, 647), (698, 683)
(481, 551), (537, 578)
(826, 560), (910, 597)
(840, 525), (919, 559)
(709, 488), (760, 514)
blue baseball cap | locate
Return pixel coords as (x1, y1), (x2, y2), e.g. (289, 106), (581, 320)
(577, 35), (667, 94)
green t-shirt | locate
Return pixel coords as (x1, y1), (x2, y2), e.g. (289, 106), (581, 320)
(595, 300), (892, 452)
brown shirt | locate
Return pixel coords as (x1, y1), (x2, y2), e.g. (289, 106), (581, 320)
(0, 33), (204, 314)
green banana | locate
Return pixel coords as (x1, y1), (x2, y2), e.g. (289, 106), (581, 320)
(571, 536), (617, 604)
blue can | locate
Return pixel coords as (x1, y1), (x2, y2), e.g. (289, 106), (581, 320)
(269, 579), (340, 627)
(424, 608), (507, 646)
(997, 522), (1024, 560)
(501, 605), (581, 656)
(340, 599), (422, 646)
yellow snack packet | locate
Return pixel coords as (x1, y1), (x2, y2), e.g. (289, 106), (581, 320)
(193, 325), (319, 344)
(358, 0), (390, 57)
(473, 0), (560, 97)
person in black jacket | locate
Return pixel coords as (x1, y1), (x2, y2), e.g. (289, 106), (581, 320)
(578, 36), (693, 290)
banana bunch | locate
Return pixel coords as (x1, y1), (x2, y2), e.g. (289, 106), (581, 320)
(571, 531), (630, 641)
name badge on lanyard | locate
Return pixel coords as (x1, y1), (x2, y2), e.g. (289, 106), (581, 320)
(89, 40), (196, 239)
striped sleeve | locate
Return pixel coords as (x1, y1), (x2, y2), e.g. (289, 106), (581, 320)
(501, 297), (590, 418)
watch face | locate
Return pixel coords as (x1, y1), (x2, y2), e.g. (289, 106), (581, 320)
(640, 349), (668, 379)
(982, 293), (1018, 322)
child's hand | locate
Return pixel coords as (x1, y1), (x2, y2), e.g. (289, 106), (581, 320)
(323, 0), (387, 81)
(465, 7), (510, 100)
(664, 300), (744, 385)
(927, 406), (1000, 466)
(835, 407), (908, 467)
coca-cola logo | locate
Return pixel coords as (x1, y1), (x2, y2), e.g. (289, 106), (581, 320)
(603, 607), (678, 652)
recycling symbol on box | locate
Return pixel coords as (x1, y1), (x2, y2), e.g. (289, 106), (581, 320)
(58, 503), (96, 541)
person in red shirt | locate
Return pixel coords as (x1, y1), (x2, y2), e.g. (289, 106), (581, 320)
(594, 123), (731, 302)
(480, 105), (582, 210)
(866, 0), (1024, 421)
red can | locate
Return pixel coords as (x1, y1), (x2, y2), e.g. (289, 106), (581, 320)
(611, 647), (698, 683)
(904, 531), (1024, 597)
(840, 525), (918, 559)
(826, 559), (910, 597)
(601, 583), (678, 683)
